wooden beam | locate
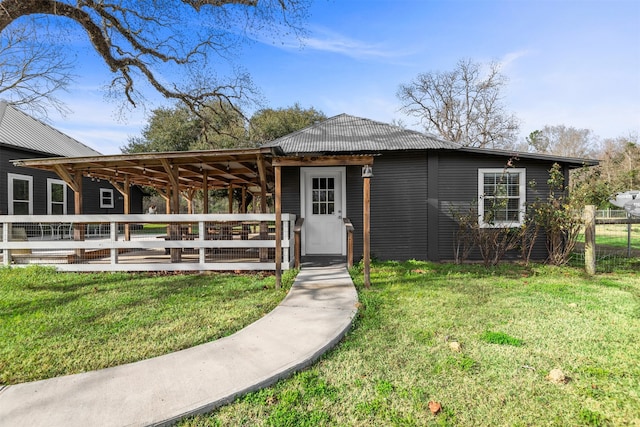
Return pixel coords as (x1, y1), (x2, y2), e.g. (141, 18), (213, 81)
(275, 165), (282, 289)
(257, 155), (268, 213)
(53, 165), (80, 193)
(272, 155), (375, 167)
(160, 158), (179, 190)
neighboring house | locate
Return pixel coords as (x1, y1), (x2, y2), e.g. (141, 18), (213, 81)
(265, 114), (596, 262)
(0, 102), (143, 222)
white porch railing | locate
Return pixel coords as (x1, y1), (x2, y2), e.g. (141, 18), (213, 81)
(1, 214), (295, 272)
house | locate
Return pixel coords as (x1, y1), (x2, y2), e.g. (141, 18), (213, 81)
(6, 113), (596, 272)
(0, 102), (143, 227)
(265, 114), (595, 262)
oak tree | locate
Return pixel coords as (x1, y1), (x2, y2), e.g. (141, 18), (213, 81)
(0, 0), (310, 119)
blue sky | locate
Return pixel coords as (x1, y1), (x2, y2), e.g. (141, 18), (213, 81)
(48, 0), (640, 154)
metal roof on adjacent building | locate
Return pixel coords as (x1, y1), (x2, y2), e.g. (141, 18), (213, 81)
(262, 113), (462, 154)
(0, 102), (101, 157)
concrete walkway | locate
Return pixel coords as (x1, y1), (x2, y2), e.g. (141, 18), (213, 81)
(0, 266), (358, 427)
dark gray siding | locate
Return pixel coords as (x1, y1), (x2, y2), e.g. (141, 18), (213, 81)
(1, 145), (143, 215)
(436, 151), (564, 261)
(369, 152), (428, 261)
(1, 145), (68, 215)
(281, 167), (300, 216)
(277, 150), (571, 264)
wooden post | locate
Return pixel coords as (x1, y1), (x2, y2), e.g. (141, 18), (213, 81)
(123, 175), (131, 241)
(241, 186), (247, 213)
(294, 218), (304, 269)
(347, 226), (354, 269)
(202, 169), (209, 214)
(170, 164), (181, 263)
(228, 184), (234, 213)
(274, 166), (282, 289)
(363, 175), (371, 288)
(584, 205), (596, 275)
(73, 171), (85, 261)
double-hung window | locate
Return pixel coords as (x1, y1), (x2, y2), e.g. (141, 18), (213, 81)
(478, 168), (526, 228)
(47, 178), (67, 215)
(100, 188), (114, 209)
(8, 173), (33, 215)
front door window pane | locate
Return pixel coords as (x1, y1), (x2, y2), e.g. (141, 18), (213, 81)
(312, 177), (335, 215)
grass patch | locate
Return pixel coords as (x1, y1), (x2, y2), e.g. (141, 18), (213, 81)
(0, 266), (296, 384)
(179, 260), (640, 426)
(480, 330), (524, 346)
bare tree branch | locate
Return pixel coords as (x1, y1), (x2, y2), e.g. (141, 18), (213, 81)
(398, 59), (520, 148)
(0, 0), (309, 120)
(0, 22), (74, 118)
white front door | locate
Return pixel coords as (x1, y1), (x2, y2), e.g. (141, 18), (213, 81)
(301, 167), (346, 255)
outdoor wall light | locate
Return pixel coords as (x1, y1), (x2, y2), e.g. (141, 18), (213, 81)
(361, 164), (373, 178)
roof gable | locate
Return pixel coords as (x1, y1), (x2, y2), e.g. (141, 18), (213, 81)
(262, 113), (461, 154)
(0, 102), (101, 157)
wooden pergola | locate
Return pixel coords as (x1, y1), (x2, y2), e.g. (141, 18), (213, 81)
(14, 148), (373, 287)
(14, 147), (276, 216)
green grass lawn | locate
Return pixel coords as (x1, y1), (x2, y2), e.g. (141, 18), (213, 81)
(181, 261), (640, 426)
(0, 266), (295, 384)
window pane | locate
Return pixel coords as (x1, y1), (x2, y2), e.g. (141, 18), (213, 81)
(51, 204), (64, 215)
(320, 204), (326, 214)
(51, 183), (64, 203)
(327, 178), (334, 189)
(13, 202), (29, 215)
(327, 203), (334, 214)
(13, 180), (29, 201)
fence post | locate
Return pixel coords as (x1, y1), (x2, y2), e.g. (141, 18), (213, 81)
(584, 205), (596, 275)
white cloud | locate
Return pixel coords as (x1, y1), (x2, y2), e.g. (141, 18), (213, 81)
(256, 24), (415, 60)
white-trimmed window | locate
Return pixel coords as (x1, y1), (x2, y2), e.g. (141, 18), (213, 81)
(100, 188), (114, 209)
(47, 178), (67, 215)
(478, 168), (526, 228)
(8, 173), (33, 215)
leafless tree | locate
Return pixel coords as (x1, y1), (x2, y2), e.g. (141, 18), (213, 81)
(397, 58), (520, 148)
(0, 21), (74, 118)
(531, 125), (599, 159)
(0, 0), (310, 119)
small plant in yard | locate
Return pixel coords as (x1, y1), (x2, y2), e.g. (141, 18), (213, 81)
(480, 330), (524, 346)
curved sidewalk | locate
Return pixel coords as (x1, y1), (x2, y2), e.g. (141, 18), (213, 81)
(0, 266), (358, 427)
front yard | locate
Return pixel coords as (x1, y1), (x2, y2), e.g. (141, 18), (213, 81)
(2, 262), (638, 426)
(0, 267), (294, 384)
(184, 261), (640, 426)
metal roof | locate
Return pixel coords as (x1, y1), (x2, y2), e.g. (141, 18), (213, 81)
(0, 102), (101, 157)
(262, 113), (462, 154)
(262, 113), (597, 167)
